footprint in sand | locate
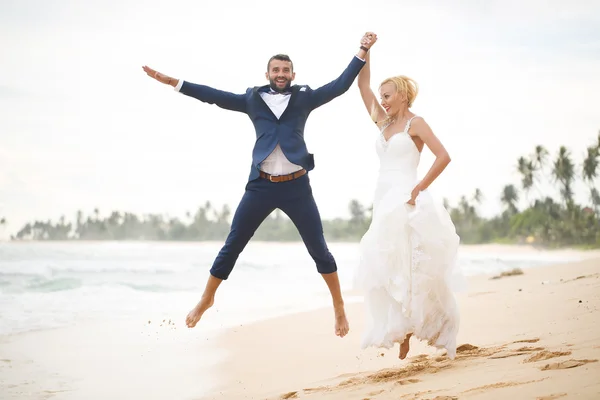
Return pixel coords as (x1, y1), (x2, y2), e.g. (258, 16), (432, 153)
(489, 346), (545, 359)
(339, 367), (428, 387)
(302, 386), (327, 394)
(429, 397), (458, 400)
(399, 390), (447, 399)
(511, 338), (540, 344)
(563, 273), (600, 283)
(454, 343), (500, 359)
(463, 378), (546, 394)
(523, 350), (571, 363)
(536, 393), (567, 400)
(396, 379), (421, 385)
(327, 360), (442, 393)
(409, 354), (429, 363)
(540, 359), (598, 371)
(457, 343), (478, 351)
(279, 391), (298, 399)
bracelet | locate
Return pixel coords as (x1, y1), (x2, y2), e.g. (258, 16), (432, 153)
(360, 45), (369, 52)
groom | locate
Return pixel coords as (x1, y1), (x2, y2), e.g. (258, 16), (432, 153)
(142, 34), (375, 337)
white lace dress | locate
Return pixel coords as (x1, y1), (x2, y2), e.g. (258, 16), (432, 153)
(354, 116), (464, 359)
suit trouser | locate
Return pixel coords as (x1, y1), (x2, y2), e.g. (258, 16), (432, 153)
(209, 173), (337, 280)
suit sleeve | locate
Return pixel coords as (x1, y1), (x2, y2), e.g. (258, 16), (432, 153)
(308, 56), (366, 110)
(178, 81), (248, 113)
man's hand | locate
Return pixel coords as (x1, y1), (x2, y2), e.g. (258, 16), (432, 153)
(142, 65), (178, 87)
(361, 32), (378, 49)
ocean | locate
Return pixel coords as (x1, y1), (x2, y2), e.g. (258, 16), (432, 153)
(0, 241), (587, 337)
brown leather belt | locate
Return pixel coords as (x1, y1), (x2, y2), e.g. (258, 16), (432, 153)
(259, 168), (307, 182)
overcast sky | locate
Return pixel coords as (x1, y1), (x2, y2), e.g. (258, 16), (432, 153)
(1, 0), (599, 238)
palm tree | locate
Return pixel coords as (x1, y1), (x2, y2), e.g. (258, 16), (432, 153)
(533, 145), (549, 170)
(583, 146), (599, 179)
(583, 144), (599, 212)
(349, 199), (366, 225)
(591, 188), (600, 213)
(517, 156), (534, 204)
(552, 146), (575, 204)
(531, 145), (549, 197)
(469, 188), (483, 218)
(472, 188), (483, 205)
(501, 184), (519, 214)
(459, 195), (472, 215)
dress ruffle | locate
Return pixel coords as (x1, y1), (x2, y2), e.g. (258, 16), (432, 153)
(354, 189), (465, 359)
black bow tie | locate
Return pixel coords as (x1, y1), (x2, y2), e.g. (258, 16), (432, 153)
(268, 89), (291, 95)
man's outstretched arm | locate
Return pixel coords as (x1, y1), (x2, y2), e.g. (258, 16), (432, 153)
(142, 65), (247, 113)
(308, 34), (376, 110)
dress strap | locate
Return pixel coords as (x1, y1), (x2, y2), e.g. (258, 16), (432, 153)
(403, 116), (420, 133)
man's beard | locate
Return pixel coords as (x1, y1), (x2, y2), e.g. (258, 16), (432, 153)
(269, 78), (291, 93)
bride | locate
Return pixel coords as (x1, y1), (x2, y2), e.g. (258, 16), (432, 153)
(353, 33), (464, 360)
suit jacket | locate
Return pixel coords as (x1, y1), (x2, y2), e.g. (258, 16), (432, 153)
(179, 56), (366, 181)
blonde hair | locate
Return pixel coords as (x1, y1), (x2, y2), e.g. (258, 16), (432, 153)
(370, 75), (419, 125)
(380, 75), (419, 107)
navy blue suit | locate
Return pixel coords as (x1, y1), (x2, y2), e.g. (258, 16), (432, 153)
(179, 56), (365, 279)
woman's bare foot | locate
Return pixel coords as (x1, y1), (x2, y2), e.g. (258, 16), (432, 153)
(185, 295), (214, 328)
(334, 305), (350, 337)
(399, 333), (412, 359)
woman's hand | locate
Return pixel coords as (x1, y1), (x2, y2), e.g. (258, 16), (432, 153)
(407, 183), (425, 206)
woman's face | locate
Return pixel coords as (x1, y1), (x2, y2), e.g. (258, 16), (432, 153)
(379, 82), (405, 116)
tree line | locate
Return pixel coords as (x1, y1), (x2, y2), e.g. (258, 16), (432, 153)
(4, 133), (599, 248)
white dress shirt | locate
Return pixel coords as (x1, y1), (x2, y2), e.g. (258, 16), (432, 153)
(174, 81), (302, 176)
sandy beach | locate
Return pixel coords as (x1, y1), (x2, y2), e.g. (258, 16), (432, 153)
(207, 255), (600, 400)
(1, 247), (599, 400)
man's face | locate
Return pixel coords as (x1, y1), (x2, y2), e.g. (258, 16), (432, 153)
(265, 60), (295, 92)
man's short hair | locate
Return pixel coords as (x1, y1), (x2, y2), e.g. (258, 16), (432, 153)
(267, 54), (294, 72)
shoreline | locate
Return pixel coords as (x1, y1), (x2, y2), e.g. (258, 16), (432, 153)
(1, 244), (598, 339)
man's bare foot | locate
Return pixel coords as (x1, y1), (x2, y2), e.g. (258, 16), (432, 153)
(334, 305), (349, 337)
(185, 295), (214, 328)
(399, 333), (412, 359)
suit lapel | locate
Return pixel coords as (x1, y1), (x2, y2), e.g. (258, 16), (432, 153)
(278, 85), (299, 120)
(253, 86), (278, 120)
(252, 85), (299, 121)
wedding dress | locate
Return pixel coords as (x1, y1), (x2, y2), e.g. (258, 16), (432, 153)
(354, 116), (464, 359)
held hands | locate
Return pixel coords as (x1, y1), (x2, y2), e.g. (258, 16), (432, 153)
(142, 65), (177, 86)
(360, 32), (378, 49)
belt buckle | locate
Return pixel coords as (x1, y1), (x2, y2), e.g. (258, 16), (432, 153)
(269, 174), (276, 182)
